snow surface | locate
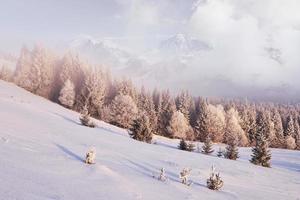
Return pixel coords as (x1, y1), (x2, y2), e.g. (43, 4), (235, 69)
(0, 80), (299, 200)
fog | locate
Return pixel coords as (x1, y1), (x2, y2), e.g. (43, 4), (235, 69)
(1, 0), (300, 102)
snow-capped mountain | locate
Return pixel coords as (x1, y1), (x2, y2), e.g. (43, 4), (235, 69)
(159, 33), (211, 54)
(66, 34), (212, 91)
(69, 35), (133, 68)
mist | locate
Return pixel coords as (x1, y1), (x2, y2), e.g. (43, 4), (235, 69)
(1, 0), (300, 102)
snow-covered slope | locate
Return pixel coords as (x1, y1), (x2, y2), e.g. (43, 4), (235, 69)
(0, 80), (299, 200)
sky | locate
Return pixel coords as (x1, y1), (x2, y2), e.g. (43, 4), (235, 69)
(1, 0), (300, 102)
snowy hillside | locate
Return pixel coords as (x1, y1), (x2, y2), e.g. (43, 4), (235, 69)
(0, 80), (299, 200)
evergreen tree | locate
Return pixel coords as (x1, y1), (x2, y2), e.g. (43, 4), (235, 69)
(79, 68), (106, 117)
(217, 148), (223, 157)
(207, 165), (223, 190)
(0, 65), (13, 82)
(157, 90), (176, 137)
(250, 111), (271, 167)
(225, 108), (248, 146)
(285, 115), (296, 149)
(109, 94), (138, 129)
(14, 45), (32, 87)
(271, 108), (285, 148)
(206, 104), (226, 143)
(79, 105), (95, 128)
(178, 139), (188, 151)
(194, 98), (210, 141)
(201, 136), (214, 154)
(137, 87), (157, 133)
(285, 115), (295, 136)
(175, 90), (192, 121)
(129, 113), (153, 143)
(224, 136), (239, 160)
(58, 79), (75, 108)
(168, 111), (192, 139)
(187, 142), (195, 152)
(179, 168), (192, 185)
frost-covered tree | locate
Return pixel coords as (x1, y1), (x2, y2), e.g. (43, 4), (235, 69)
(187, 142), (195, 152)
(250, 111), (271, 167)
(175, 90), (193, 120)
(168, 111), (192, 139)
(115, 78), (137, 101)
(179, 168), (192, 185)
(85, 148), (96, 164)
(0, 65), (13, 82)
(79, 105), (95, 128)
(206, 104), (226, 143)
(158, 168), (167, 182)
(14, 46), (32, 87)
(224, 136), (239, 160)
(129, 112), (153, 143)
(207, 165), (223, 190)
(79, 68), (106, 117)
(109, 94), (138, 129)
(285, 115), (295, 137)
(194, 98), (210, 141)
(59, 79), (75, 108)
(225, 108), (248, 146)
(271, 108), (285, 148)
(157, 90), (176, 137)
(27, 45), (54, 97)
(59, 53), (87, 108)
(202, 136), (214, 154)
(137, 87), (157, 132)
(285, 135), (296, 150)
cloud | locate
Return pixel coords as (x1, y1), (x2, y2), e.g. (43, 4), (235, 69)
(185, 0), (300, 96)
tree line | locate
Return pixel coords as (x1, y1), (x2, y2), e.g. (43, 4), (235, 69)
(1, 45), (300, 150)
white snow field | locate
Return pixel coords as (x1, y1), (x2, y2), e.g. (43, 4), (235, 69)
(0, 80), (299, 200)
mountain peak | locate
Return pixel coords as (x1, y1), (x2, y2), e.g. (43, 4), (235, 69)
(159, 33), (210, 53)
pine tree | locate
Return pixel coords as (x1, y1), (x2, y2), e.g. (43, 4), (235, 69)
(175, 90), (192, 121)
(137, 87), (157, 133)
(28, 45), (54, 97)
(206, 104), (226, 143)
(202, 136), (214, 154)
(158, 168), (167, 182)
(250, 111), (271, 167)
(85, 148), (96, 164)
(224, 136), (239, 160)
(271, 108), (284, 148)
(178, 139), (188, 151)
(207, 165), (223, 190)
(0, 65), (13, 82)
(129, 113), (153, 143)
(225, 108), (248, 147)
(14, 45), (32, 87)
(194, 98), (209, 141)
(217, 148), (223, 157)
(157, 90), (176, 137)
(285, 115), (296, 149)
(109, 94), (138, 129)
(168, 111), (191, 139)
(187, 142), (195, 152)
(179, 168), (192, 185)
(58, 79), (75, 108)
(79, 68), (106, 117)
(80, 105), (95, 128)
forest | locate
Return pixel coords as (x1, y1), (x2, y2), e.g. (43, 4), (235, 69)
(1, 45), (299, 150)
